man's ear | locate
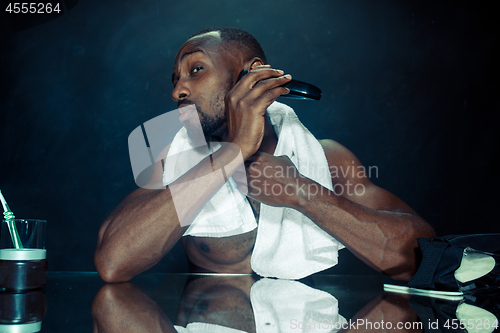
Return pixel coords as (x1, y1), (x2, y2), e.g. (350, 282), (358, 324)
(246, 57), (265, 70)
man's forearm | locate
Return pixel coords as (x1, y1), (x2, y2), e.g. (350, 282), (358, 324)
(295, 179), (436, 281)
(95, 144), (244, 282)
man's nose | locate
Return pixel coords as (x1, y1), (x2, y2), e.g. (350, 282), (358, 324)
(172, 79), (190, 102)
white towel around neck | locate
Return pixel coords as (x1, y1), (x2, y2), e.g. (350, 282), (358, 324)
(163, 101), (344, 279)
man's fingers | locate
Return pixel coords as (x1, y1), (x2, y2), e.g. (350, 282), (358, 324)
(238, 67), (285, 90)
(228, 66), (280, 101)
(247, 67), (284, 86)
(227, 66), (291, 111)
(252, 76), (291, 106)
(251, 74), (291, 92)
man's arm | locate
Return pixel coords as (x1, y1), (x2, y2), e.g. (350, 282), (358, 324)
(246, 140), (436, 281)
(94, 145), (243, 282)
(315, 139), (435, 280)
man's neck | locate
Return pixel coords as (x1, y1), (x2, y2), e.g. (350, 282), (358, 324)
(210, 113), (278, 156)
(258, 113), (278, 155)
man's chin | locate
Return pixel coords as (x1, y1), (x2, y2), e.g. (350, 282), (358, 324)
(206, 124), (227, 142)
(183, 116), (227, 142)
(183, 125), (205, 143)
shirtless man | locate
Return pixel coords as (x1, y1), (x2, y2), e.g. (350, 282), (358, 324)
(94, 27), (436, 283)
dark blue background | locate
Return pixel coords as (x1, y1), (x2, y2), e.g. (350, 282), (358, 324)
(1, 0), (498, 274)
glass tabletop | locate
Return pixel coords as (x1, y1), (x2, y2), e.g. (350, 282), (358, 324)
(0, 272), (498, 332)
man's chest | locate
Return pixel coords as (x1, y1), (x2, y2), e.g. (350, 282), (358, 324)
(183, 197), (261, 269)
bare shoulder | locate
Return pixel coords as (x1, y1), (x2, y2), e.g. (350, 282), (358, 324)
(318, 139), (349, 154)
(319, 139), (359, 166)
(318, 139), (368, 184)
(318, 139), (416, 214)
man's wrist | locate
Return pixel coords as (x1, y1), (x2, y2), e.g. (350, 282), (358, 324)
(211, 142), (247, 178)
(226, 137), (257, 161)
(291, 176), (313, 212)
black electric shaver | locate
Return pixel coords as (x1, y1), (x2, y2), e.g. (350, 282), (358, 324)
(236, 69), (322, 101)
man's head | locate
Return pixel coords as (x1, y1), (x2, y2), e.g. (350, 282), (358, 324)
(187, 27), (267, 64)
(172, 27), (266, 139)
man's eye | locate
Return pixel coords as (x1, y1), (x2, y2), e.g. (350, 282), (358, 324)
(191, 66), (203, 74)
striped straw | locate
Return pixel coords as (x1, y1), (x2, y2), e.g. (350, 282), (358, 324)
(0, 190), (23, 249)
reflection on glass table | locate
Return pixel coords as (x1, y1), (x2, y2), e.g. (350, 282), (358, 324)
(0, 289), (46, 333)
(91, 274), (430, 333)
(4, 273), (497, 332)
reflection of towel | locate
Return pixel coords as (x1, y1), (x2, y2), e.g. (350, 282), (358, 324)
(250, 278), (346, 333)
(163, 101), (344, 279)
(175, 279), (346, 333)
(174, 323), (247, 333)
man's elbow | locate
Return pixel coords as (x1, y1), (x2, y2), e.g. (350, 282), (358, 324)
(382, 225), (436, 281)
(381, 252), (419, 282)
(94, 249), (132, 283)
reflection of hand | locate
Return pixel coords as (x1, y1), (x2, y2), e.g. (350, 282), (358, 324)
(244, 152), (307, 209)
(225, 65), (291, 160)
(92, 283), (176, 333)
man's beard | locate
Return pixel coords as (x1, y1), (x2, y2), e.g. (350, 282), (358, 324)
(197, 104), (226, 138)
(181, 78), (231, 141)
(181, 103), (226, 143)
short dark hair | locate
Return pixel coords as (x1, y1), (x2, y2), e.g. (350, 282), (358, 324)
(189, 27), (267, 63)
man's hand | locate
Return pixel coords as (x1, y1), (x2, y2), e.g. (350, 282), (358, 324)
(225, 65), (291, 160)
(243, 152), (307, 209)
